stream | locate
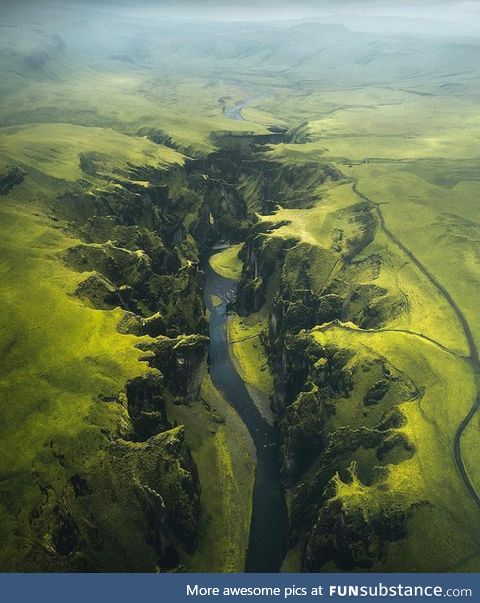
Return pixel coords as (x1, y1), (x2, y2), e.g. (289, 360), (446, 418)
(203, 256), (286, 572)
(224, 94), (269, 121)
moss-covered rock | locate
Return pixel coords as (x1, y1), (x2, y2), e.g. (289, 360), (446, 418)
(75, 272), (120, 310)
(142, 334), (209, 403)
(236, 233), (286, 315)
(303, 491), (414, 571)
(126, 369), (169, 441)
(80, 426), (200, 571)
(281, 387), (327, 481)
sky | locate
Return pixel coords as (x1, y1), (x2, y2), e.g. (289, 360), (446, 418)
(86, 1), (480, 33)
(2, 0), (479, 35)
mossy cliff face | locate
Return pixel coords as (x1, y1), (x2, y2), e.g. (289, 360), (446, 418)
(194, 136), (418, 570)
(229, 138), (441, 571)
(278, 336), (355, 483)
(0, 130), (265, 572)
(301, 472), (420, 572)
(49, 141), (260, 570)
(24, 427), (199, 572)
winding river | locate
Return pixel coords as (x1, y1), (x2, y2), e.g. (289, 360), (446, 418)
(203, 256), (286, 572)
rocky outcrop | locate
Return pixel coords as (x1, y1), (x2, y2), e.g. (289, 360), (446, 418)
(126, 370), (169, 441)
(279, 341), (420, 569)
(136, 126), (179, 150)
(277, 336), (354, 480)
(303, 482), (418, 571)
(85, 427), (201, 567)
(236, 232), (289, 314)
(25, 427), (200, 572)
(141, 334), (209, 403)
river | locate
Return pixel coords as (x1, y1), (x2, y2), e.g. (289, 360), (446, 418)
(203, 256), (286, 572)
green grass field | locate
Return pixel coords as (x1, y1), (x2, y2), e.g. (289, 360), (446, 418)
(228, 310), (274, 424)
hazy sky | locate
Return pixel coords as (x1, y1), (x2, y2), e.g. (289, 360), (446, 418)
(86, 1), (480, 31)
(2, 0), (479, 35)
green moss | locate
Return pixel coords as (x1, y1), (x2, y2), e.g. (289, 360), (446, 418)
(82, 427), (199, 571)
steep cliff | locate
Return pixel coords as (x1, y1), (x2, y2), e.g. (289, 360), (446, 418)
(227, 135), (448, 572)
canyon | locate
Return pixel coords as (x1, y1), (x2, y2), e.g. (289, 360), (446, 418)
(1, 3), (480, 572)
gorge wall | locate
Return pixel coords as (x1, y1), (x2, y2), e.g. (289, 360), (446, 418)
(229, 135), (427, 572)
(6, 127), (435, 572)
(9, 132), (264, 571)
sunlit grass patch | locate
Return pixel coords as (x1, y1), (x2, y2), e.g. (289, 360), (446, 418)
(228, 309), (274, 423)
(209, 244), (243, 281)
(166, 375), (255, 572)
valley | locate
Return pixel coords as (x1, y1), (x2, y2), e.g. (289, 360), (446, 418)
(1, 2), (480, 573)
